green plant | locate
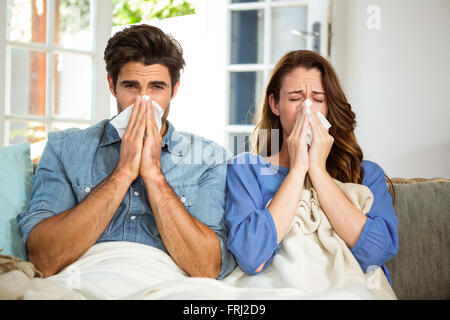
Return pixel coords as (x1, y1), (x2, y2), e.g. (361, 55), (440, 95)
(58, 0), (196, 33)
(113, 0), (196, 26)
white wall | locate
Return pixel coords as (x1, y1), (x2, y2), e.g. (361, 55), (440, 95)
(147, 0), (227, 147)
(331, 0), (450, 178)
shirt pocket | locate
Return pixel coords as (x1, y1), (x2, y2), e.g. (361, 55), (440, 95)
(170, 182), (199, 209)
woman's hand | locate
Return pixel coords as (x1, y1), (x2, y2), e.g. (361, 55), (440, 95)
(140, 97), (163, 181)
(308, 110), (334, 175)
(286, 105), (310, 176)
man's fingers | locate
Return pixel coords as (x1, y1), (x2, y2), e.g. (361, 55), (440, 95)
(126, 96), (142, 137)
(135, 102), (147, 141)
(129, 98), (147, 139)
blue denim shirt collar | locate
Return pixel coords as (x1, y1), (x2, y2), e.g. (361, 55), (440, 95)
(100, 119), (184, 156)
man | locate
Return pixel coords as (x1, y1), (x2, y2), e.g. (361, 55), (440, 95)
(17, 24), (235, 280)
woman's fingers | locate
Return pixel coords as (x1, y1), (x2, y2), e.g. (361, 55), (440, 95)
(292, 105), (306, 138)
(309, 111), (334, 150)
(309, 110), (326, 139)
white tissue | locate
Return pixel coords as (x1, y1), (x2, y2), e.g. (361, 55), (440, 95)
(302, 99), (331, 146)
(304, 98), (313, 108)
(111, 95), (165, 138)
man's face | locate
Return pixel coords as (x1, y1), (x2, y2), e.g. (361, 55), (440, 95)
(108, 61), (179, 122)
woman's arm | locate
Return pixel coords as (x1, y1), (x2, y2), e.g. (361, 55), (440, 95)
(307, 110), (367, 247)
(308, 168), (367, 248)
(307, 111), (398, 259)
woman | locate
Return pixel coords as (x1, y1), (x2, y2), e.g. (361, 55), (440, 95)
(225, 50), (398, 284)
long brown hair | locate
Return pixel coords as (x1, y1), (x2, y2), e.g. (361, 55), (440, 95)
(250, 50), (365, 184)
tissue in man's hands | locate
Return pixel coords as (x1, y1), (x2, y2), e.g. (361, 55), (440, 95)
(111, 96), (164, 138)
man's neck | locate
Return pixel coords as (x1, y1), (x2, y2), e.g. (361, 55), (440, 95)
(160, 120), (168, 137)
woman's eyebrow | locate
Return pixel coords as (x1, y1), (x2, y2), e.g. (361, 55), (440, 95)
(287, 90), (325, 95)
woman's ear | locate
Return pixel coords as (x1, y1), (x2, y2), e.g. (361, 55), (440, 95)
(268, 93), (280, 116)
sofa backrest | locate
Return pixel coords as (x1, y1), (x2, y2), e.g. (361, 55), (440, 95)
(386, 178), (450, 300)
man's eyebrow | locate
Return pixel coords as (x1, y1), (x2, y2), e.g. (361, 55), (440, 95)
(149, 81), (169, 87)
(119, 80), (139, 86)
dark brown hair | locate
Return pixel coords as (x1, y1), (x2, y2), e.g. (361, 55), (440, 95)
(104, 24), (185, 92)
(251, 50), (365, 184)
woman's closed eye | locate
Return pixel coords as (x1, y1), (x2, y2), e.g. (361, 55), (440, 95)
(289, 98), (323, 103)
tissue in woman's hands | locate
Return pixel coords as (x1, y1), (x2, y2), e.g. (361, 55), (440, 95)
(111, 95), (164, 138)
(303, 99), (331, 145)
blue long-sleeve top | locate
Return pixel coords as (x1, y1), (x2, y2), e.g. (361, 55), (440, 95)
(225, 152), (399, 284)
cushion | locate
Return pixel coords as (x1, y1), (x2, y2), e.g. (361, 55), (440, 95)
(0, 143), (33, 261)
(386, 178), (450, 300)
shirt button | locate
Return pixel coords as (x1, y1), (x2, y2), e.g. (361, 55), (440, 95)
(134, 191), (140, 196)
(130, 216), (136, 220)
(180, 196), (186, 203)
(84, 187), (91, 193)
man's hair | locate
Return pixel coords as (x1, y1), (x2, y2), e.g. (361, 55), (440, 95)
(104, 24), (185, 92)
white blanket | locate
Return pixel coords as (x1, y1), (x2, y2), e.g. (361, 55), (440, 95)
(21, 180), (396, 300)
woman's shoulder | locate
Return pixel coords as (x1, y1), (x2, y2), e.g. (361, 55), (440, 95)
(228, 152), (268, 167)
(361, 160), (386, 185)
(227, 152), (283, 177)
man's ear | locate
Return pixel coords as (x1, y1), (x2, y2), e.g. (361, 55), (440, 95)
(107, 74), (116, 97)
(268, 93), (280, 116)
(171, 80), (181, 99)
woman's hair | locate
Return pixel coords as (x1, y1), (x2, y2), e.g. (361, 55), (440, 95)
(250, 50), (365, 184)
(104, 24), (185, 93)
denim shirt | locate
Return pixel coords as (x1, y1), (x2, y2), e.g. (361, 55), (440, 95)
(17, 119), (236, 279)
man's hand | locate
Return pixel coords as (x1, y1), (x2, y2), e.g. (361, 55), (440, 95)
(140, 96), (163, 180)
(114, 96), (147, 183)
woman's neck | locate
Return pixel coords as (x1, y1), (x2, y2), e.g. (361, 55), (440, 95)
(266, 136), (290, 168)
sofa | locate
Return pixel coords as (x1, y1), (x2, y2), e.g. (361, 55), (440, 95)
(385, 177), (450, 299)
(1, 143), (449, 299)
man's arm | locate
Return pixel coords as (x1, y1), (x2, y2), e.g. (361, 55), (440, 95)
(27, 97), (148, 277)
(140, 99), (222, 278)
(143, 173), (222, 278)
(27, 170), (132, 277)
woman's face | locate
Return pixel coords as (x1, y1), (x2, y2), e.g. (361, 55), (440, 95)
(269, 67), (328, 137)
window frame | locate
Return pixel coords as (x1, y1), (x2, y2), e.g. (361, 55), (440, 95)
(0, 0), (113, 147)
(224, 0), (332, 153)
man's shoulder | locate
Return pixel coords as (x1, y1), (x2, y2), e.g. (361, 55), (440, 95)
(47, 119), (109, 147)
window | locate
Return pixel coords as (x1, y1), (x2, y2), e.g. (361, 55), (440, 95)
(0, 0), (113, 163)
(225, 0), (332, 154)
